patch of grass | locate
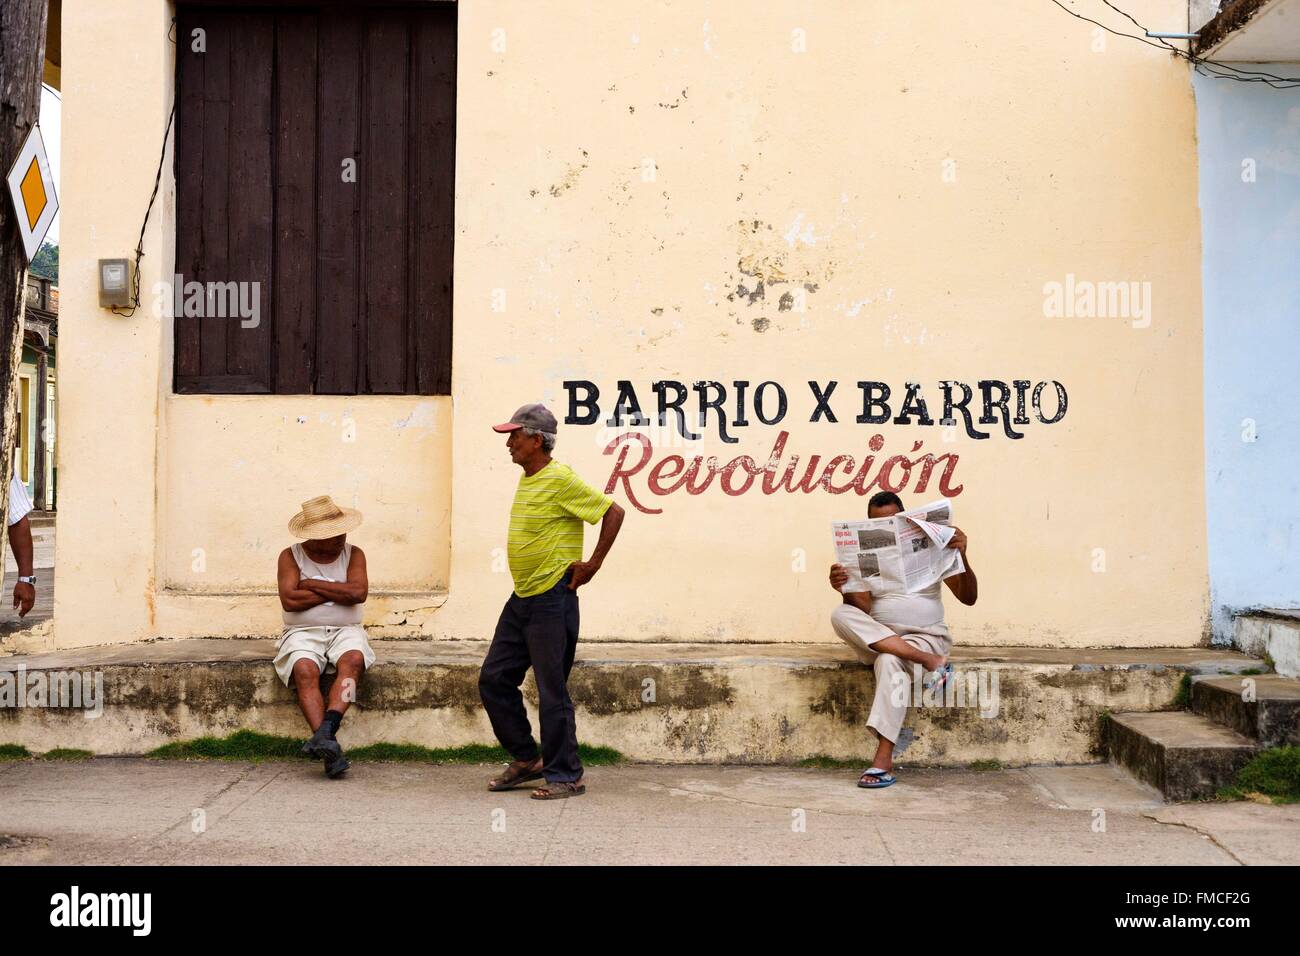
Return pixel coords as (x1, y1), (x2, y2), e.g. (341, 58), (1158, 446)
(576, 744), (626, 766)
(1172, 673), (1193, 709)
(1237, 668), (1264, 676)
(797, 755), (863, 770)
(148, 730), (309, 761)
(969, 759), (1003, 772)
(42, 748), (93, 761)
(1217, 747), (1300, 805)
(147, 730), (626, 766)
(348, 741), (481, 763)
(0, 743), (32, 760)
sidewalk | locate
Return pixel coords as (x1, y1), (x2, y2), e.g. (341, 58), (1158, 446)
(2, 759), (1296, 865)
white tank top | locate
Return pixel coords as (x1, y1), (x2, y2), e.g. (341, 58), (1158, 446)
(282, 542), (364, 628)
(864, 578), (949, 635)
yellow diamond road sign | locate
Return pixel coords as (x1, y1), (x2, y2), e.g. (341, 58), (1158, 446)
(21, 158), (47, 230)
(6, 125), (58, 263)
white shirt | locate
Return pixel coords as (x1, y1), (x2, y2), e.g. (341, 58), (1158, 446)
(864, 577), (948, 633)
(281, 542), (363, 628)
(8, 472), (32, 527)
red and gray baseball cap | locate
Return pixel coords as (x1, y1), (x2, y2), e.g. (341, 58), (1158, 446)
(492, 402), (558, 434)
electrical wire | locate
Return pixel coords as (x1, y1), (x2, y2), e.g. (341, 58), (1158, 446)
(111, 17), (178, 317)
(1049, 0), (1300, 89)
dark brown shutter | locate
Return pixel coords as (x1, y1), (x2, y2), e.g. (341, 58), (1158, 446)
(272, 12), (318, 394)
(175, 5), (455, 395)
(314, 9), (363, 394)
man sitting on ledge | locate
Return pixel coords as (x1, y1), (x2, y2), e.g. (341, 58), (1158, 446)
(829, 491), (977, 790)
(275, 495), (375, 779)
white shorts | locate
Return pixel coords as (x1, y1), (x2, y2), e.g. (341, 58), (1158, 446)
(274, 624), (375, 688)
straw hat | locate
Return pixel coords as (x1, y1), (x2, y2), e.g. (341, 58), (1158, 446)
(288, 495), (362, 540)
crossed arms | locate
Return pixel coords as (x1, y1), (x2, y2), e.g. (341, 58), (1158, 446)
(277, 547), (369, 612)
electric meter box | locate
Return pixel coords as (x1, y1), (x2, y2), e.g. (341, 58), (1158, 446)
(98, 258), (133, 309)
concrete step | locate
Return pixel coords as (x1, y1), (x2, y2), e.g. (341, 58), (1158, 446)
(1236, 609), (1300, 678)
(1105, 711), (1260, 801)
(0, 638), (1263, 766)
(1191, 673), (1300, 747)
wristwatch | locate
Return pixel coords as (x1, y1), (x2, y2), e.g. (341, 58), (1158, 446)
(17, 575), (35, 585)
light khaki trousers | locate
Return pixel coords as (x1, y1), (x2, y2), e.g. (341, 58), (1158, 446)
(829, 603), (952, 745)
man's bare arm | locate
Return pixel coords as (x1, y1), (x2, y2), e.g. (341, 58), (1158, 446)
(589, 502), (624, 567)
(942, 527), (978, 606)
(568, 502), (625, 589)
(829, 563), (873, 614)
(10, 516), (32, 576)
(9, 516), (34, 617)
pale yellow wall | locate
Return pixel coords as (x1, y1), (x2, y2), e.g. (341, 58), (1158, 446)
(161, 397), (450, 594)
(55, 0), (173, 647)
(56, 0), (455, 644)
(154, 396), (452, 637)
(56, 0), (1207, 649)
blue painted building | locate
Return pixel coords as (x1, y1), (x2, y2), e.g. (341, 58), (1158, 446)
(1193, 62), (1300, 640)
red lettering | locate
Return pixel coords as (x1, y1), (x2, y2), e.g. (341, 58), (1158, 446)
(602, 432), (661, 515)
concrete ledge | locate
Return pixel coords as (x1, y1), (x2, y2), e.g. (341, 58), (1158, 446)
(1192, 674), (1300, 748)
(1105, 711), (1259, 801)
(0, 639), (1264, 766)
(1235, 610), (1300, 677)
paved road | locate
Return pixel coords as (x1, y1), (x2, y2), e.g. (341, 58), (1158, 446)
(1, 759), (1295, 865)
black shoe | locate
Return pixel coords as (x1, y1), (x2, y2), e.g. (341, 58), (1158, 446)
(325, 753), (350, 779)
(302, 725), (341, 762)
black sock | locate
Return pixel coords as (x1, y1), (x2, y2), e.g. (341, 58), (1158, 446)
(323, 710), (343, 737)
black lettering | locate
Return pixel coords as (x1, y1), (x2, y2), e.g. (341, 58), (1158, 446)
(978, 380), (1023, 439)
(856, 381), (892, 424)
(942, 381), (988, 439)
(809, 380), (838, 423)
(892, 383), (935, 427)
(564, 380), (600, 425)
(693, 381), (736, 443)
(655, 380), (701, 441)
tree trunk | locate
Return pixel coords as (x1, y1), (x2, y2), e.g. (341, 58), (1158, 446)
(0, 0), (49, 564)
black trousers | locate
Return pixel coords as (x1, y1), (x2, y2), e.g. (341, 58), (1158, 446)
(478, 570), (582, 783)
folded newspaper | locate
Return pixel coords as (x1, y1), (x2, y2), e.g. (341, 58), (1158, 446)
(831, 499), (965, 594)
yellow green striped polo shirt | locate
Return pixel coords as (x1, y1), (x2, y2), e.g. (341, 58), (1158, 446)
(508, 460), (613, 597)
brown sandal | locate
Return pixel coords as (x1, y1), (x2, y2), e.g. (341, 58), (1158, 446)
(530, 779), (586, 800)
(488, 759), (544, 791)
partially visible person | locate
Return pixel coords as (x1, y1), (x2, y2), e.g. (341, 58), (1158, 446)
(829, 491), (978, 790)
(275, 495), (375, 779)
(7, 468), (35, 618)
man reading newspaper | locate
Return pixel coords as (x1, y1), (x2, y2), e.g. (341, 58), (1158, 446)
(829, 492), (978, 789)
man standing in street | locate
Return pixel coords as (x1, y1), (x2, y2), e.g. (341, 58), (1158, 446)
(479, 403), (625, 800)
